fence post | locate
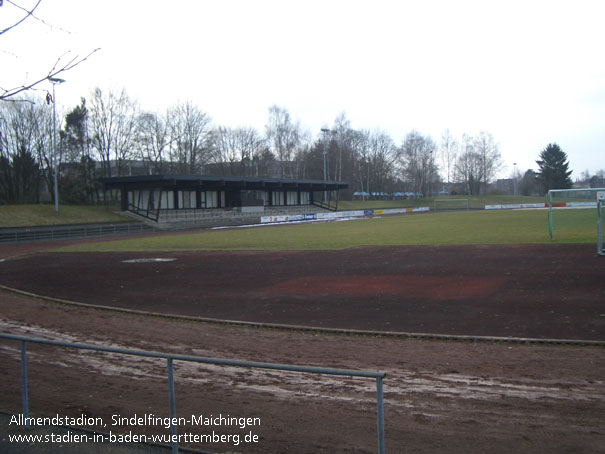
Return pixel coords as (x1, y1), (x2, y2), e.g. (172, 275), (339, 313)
(167, 358), (178, 453)
(376, 376), (385, 454)
(598, 199), (603, 255)
(21, 341), (29, 429)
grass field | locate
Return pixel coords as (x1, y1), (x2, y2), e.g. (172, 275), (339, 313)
(0, 196), (543, 228)
(0, 205), (125, 228)
(56, 208), (598, 253)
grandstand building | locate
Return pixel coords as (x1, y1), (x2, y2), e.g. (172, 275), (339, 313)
(102, 175), (348, 229)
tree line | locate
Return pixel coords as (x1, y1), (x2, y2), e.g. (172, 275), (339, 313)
(1, 87), (600, 205)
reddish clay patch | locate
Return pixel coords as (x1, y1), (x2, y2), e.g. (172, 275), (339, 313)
(269, 275), (505, 301)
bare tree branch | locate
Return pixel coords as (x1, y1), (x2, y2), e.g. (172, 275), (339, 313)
(0, 47), (101, 102)
(0, 0), (43, 36)
(5, 0), (71, 34)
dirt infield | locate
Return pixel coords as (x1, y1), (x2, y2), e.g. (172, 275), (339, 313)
(0, 243), (603, 340)
(0, 240), (604, 453)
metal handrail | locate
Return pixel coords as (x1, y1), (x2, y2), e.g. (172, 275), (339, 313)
(0, 332), (386, 453)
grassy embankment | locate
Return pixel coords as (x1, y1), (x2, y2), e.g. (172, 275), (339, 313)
(0, 205), (126, 228)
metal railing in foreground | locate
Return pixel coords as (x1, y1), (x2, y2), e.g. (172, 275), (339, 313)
(0, 332), (387, 454)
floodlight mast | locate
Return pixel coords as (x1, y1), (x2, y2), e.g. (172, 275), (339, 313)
(49, 77), (65, 213)
(321, 128), (332, 202)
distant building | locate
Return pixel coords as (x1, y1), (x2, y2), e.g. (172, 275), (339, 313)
(494, 178), (514, 195)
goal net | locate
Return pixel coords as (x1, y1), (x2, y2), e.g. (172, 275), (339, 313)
(433, 198), (470, 211)
(547, 188), (605, 255)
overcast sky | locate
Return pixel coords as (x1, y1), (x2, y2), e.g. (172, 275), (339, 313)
(2, 0), (604, 179)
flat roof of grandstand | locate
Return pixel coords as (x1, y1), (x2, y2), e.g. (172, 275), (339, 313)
(102, 175), (348, 191)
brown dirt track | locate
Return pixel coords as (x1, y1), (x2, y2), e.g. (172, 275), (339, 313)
(1, 243), (604, 340)
(1, 239), (604, 453)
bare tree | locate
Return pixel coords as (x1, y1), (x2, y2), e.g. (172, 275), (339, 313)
(169, 102), (212, 175)
(330, 112), (350, 182)
(399, 131), (439, 197)
(210, 126), (265, 177)
(265, 105), (303, 178)
(31, 98), (55, 200)
(135, 110), (171, 174)
(351, 130), (397, 197)
(88, 87), (138, 179)
(350, 129), (371, 198)
(473, 131), (502, 193)
(0, 96), (47, 202)
(370, 131), (398, 194)
(439, 129), (458, 185)
(320, 112), (362, 192)
(455, 134), (481, 194)
(352, 129), (371, 198)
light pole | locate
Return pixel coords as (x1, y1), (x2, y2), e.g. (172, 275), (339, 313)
(513, 162), (518, 196)
(320, 128), (331, 202)
(48, 77), (65, 212)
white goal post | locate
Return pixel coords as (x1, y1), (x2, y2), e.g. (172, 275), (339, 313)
(598, 191), (605, 256)
(547, 188), (605, 256)
(433, 198), (470, 211)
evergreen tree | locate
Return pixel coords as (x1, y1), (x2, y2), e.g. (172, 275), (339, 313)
(62, 99), (99, 204)
(536, 143), (572, 193)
